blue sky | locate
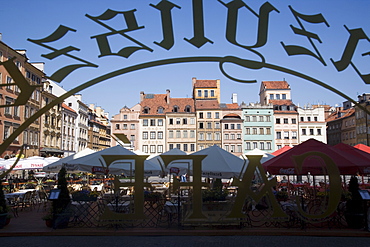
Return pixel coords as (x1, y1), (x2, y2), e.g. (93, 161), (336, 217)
(1, 0), (370, 117)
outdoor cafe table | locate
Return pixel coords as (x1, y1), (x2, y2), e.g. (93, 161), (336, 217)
(4, 189), (36, 199)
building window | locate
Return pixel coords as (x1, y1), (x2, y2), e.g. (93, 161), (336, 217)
(169, 130), (174, 138)
(282, 94), (286, 99)
(259, 116), (264, 122)
(169, 144), (174, 150)
(123, 124), (128, 129)
(183, 130), (188, 138)
(183, 118), (187, 124)
(158, 119), (163, 126)
(252, 116), (257, 122)
(317, 129), (322, 135)
(276, 131), (281, 139)
(206, 133), (212, 140)
(277, 145), (282, 150)
(199, 133), (204, 140)
(123, 114), (128, 119)
(253, 142), (258, 149)
(266, 116), (271, 122)
(231, 124), (235, 129)
(292, 131), (297, 139)
(158, 131), (163, 139)
(225, 134), (229, 140)
(130, 124), (135, 129)
(215, 132), (220, 140)
(183, 144), (188, 152)
(199, 122), (204, 129)
(237, 124), (241, 129)
(158, 107), (164, 113)
(190, 118), (195, 124)
(4, 125), (10, 140)
(13, 106), (19, 117)
(276, 94), (280, 99)
(157, 145), (163, 153)
(314, 117), (318, 121)
(245, 116), (250, 122)
(185, 105), (191, 112)
(300, 117), (304, 122)
(143, 107), (150, 114)
(207, 122), (212, 129)
(246, 128), (250, 135)
(231, 134), (235, 140)
(253, 128), (257, 135)
(176, 130), (181, 138)
(302, 129), (306, 135)
(215, 112), (219, 119)
(267, 142), (271, 150)
(115, 124), (120, 129)
(204, 90), (208, 98)
(143, 119), (148, 126)
(176, 118), (181, 124)
(284, 131), (289, 139)
(270, 94), (274, 99)
(230, 145), (235, 153)
(215, 122), (220, 129)
(309, 129), (314, 135)
(150, 131), (156, 139)
(169, 118), (174, 125)
(199, 112), (203, 119)
(276, 118), (280, 124)
(284, 118), (288, 124)
(225, 145), (229, 152)
(190, 130), (195, 138)
(210, 90), (215, 97)
(130, 135), (135, 141)
(197, 90), (201, 97)
(237, 145), (242, 153)
(237, 134), (241, 139)
(224, 124), (229, 129)
(173, 106), (179, 112)
(307, 117), (311, 121)
(292, 118), (296, 124)
(150, 145), (156, 153)
(143, 145), (148, 153)
(143, 132), (148, 139)
(246, 142), (251, 150)
(207, 112), (211, 118)
(259, 128), (264, 135)
(260, 142), (265, 150)
(266, 128), (271, 135)
(176, 144), (181, 149)
(191, 144), (195, 151)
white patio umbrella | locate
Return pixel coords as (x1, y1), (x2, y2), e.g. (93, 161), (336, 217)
(190, 145), (246, 179)
(1, 156), (49, 170)
(148, 148), (189, 176)
(43, 148), (95, 173)
(242, 148), (275, 164)
(60, 145), (162, 176)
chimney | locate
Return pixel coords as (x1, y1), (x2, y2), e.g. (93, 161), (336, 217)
(231, 93), (237, 103)
(140, 91), (145, 102)
(166, 89), (170, 104)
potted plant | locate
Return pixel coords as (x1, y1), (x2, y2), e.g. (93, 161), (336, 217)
(42, 213), (53, 228)
(0, 181), (9, 229)
(202, 179), (228, 202)
(344, 176), (365, 229)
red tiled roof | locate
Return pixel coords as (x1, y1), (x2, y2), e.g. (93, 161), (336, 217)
(262, 81), (290, 90)
(269, 99), (294, 105)
(326, 108), (355, 122)
(140, 94), (195, 115)
(62, 103), (76, 113)
(166, 98), (195, 113)
(194, 80), (217, 88)
(195, 100), (220, 110)
(223, 113), (241, 119)
(226, 103), (240, 109)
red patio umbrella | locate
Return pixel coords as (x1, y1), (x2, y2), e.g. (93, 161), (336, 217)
(334, 143), (370, 175)
(263, 139), (366, 175)
(354, 144), (370, 154)
(271, 145), (292, 156)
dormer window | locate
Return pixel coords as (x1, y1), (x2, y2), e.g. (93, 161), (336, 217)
(185, 105), (191, 113)
(158, 107), (164, 113)
(143, 107), (150, 114)
(173, 105), (179, 113)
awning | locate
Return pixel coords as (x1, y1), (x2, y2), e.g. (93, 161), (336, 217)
(40, 147), (64, 154)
